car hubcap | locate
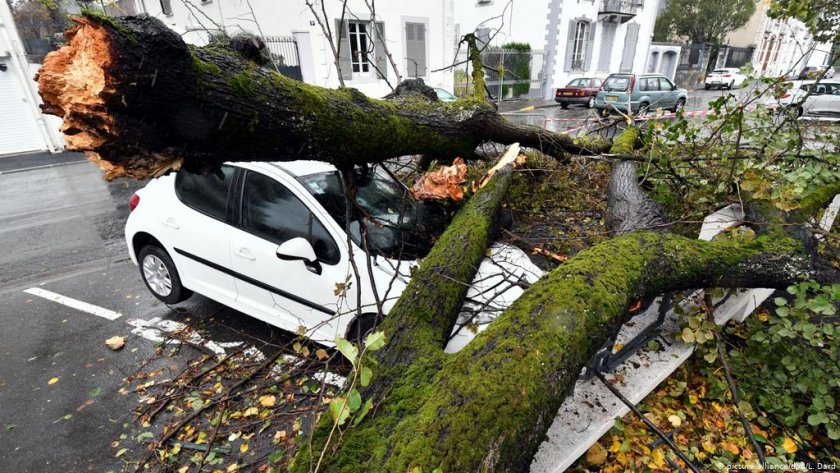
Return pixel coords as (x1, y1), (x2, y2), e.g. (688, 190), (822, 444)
(588, 97), (594, 108)
(142, 255), (172, 296)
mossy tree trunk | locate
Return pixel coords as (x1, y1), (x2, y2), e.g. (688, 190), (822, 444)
(37, 13), (840, 473)
(37, 14), (606, 180)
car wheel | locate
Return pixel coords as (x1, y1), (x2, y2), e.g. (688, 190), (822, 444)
(727, 81), (735, 90)
(138, 245), (191, 304)
(347, 314), (378, 345)
(560, 103), (568, 109)
(673, 98), (686, 113)
(587, 97), (595, 109)
(638, 102), (650, 115)
(704, 84), (710, 90)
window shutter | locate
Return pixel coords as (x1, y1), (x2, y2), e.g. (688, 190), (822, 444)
(405, 22), (427, 77)
(584, 22), (597, 71)
(374, 22), (388, 80)
(563, 20), (576, 72)
(598, 23), (616, 72)
(619, 23), (640, 73)
(334, 19), (353, 80)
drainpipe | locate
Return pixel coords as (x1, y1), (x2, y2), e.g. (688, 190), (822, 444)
(0, 1), (60, 153)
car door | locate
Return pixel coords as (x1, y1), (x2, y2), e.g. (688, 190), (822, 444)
(165, 165), (238, 303)
(802, 83), (828, 115)
(229, 169), (354, 339)
(811, 83), (840, 115)
(658, 77), (677, 109)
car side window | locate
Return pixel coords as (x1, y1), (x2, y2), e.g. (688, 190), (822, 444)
(640, 78), (659, 92)
(241, 171), (340, 265)
(175, 165), (235, 221)
(659, 77), (674, 90)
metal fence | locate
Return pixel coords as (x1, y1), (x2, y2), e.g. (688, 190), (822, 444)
(263, 36), (303, 81)
(453, 47), (545, 102)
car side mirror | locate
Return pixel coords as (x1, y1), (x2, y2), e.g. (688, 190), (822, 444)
(276, 237), (321, 275)
(672, 84), (677, 91)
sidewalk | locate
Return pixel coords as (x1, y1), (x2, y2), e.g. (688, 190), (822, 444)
(497, 98), (558, 113)
(0, 150), (86, 174)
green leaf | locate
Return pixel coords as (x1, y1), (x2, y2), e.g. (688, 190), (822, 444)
(347, 389), (362, 413)
(364, 331), (386, 351)
(774, 297), (788, 306)
(360, 366), (373, 387)
(115, 448), (128, 457)
(352, 399), (373, 427)
(330, 397), (350, 426)
(335, 337), (359, 365)
(681, 327), (696, 344)
(89, 386), (102, 398)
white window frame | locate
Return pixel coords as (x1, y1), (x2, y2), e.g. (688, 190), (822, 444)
(348, 20), (375, 77)
(571, 21), (589, 71)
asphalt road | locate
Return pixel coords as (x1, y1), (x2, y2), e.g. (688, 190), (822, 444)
(0, 156), (295, 472)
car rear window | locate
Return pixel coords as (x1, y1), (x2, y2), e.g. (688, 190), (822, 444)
(603, 76), (630, 91)
(566, 78), (589, 87)
(175, 165), (235, 221)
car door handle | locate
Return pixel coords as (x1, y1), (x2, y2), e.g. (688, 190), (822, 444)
(234, 248), (256, 261)
(162, 218), (180, 230)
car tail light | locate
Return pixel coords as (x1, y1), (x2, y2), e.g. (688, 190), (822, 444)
(129, 193), (140, 212)
(723, 74), (732, 77)
(629, 76), (636, 91)
(780, 93), (791, 98)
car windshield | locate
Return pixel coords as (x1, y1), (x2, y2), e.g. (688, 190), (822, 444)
(712, 69), (727, 74)
(298, 166), (445, 260)
(603, 76), (630, 91)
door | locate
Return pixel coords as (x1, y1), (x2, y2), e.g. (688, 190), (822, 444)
(810, 83), (840, 115)
(165, 166), (238, 303)
(658, 77), (677, 108)
(0, 58), (45, 155)
(229, 170), (353, 340)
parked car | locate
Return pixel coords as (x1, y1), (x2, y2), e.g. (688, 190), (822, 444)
(797, 65), (836, 80)
(792, 80), (840, 117)
(434, 87), (458, 102)
(594, 73), (688, 115)
(554, 77), (603, 109)
(704, 67), (747, 90)
(125, 161), (537, 347)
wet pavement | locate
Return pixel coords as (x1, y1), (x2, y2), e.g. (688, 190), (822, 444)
(0, 157), (295, 472)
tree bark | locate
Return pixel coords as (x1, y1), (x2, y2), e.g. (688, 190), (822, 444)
(36, 13), (607, 180)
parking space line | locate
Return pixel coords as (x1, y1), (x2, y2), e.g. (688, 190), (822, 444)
(23, 287), (123, 321)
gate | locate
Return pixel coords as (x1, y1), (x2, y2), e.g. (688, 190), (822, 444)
(453, 48), (545, 102)
(263, 36), (303, 81)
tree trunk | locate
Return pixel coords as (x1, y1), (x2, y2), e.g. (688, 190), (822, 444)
(36, 13), (839, 473)
(36, 14), (607, 180)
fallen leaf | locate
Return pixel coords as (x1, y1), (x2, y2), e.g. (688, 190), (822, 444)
(781, 436), (797, 454)
(243, 407), (259, 417)
(315, 349), (328, 361)
(48, 377), (59, 385)
(273, 430), (287, 443)
(258, 395), (276, 407)
(105, 336), (125, 351)
(668, 414), (682, 427)
(239, 443), (249, 453)
(585, 442), (608, 465)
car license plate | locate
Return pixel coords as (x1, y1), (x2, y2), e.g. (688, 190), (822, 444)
(563, 92), (573, 96)
(606, 95), (619, 101)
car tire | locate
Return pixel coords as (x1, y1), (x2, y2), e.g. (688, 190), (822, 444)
(560, 103), (568, 110)
(638, 102), (650, 115)
(704, 84), (710, 90)
(347, 314), (378, 345)
(673, 98), (686, 113)
(587, 97), (595, 109)
(727, 81), (734, 90)
(138, 245), (191, 304)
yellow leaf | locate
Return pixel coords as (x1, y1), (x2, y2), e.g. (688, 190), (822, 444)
(609, 437), (622, 453)
(702, 438), (716, 453)
(585, 443), (608, 465)
(226, 464), (239, 472)
(722, 441), (740, 455)
(178, 467), (189, 473)
(105, 336), (125, 350)
(782, 436), (798, 454)
(171, 443), (181, 455)
(259, 395), (276, 407)
(48, 377), (59, 385)
(239, 443), (249, 453)
(616, 451), (628, 466)
(243, 407), (259, 417)
(273, 430), (287, 443)
(668, 414), (682, 427)
(315, 349), (328, 360)
(649, 448), (666, 468)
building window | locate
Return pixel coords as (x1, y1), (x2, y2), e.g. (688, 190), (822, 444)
(160, 0), (172, 15)
(405, 22), (427, 77)
(571, 21), (589, 71)
(348, 21), (372, 74)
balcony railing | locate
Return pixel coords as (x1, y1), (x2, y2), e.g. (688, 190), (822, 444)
(598, 0), (639, 23)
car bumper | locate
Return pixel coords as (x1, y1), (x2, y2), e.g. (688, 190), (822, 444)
(595, 100), (638, 113)
(555, 96), (591, 104)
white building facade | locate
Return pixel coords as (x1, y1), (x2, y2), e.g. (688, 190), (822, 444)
(139, 0), (455, 99)
(0, 1), (63, 155)
(751, 14), (832, 77)
(455, 0), (661, 100)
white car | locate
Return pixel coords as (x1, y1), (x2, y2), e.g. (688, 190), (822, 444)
(125, 161), (540, 347)
(767, 80), (840, 117)
(704, 68), (747, 90)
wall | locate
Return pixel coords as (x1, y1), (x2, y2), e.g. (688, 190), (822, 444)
(725, 0), (769, 49)
(751, 13), (834, 77)
(144, 0), (454, 98)
(453, 0), (549, 52)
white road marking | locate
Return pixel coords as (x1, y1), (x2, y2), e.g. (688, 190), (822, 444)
(24, 287), (122, 321)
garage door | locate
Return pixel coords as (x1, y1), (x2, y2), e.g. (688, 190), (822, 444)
(0, 58), (46, 156)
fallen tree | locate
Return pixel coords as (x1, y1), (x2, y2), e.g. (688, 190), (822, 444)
(37, 13), (839, 472)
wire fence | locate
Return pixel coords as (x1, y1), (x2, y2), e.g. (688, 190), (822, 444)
(453, 48), (546, 102)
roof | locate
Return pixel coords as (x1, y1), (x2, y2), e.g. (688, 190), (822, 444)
(270, 160), (337, 177)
